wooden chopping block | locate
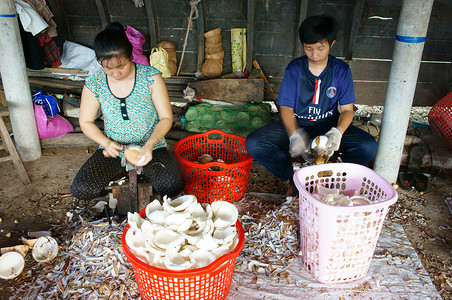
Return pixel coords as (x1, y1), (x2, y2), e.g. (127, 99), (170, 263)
(188, 78), (264, 102)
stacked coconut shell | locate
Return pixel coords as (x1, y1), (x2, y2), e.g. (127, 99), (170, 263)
(157, 41), (177, 76)
(202, 28), (223, 78)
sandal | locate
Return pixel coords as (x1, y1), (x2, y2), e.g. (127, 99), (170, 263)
(413, 172), (428, 192)
(408, 144), (426, 172)
(398, 171), (414, 190)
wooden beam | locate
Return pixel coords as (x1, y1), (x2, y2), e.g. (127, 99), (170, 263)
(295, 0), (308, 57)
(196, 0), (205, 76)
(245, 0), (255, 73)
(188, 78), (264, 102)
(94, 0), (111, 29)
(345, 0), (365, 60)
(46, 0), (71, 41)
(144, 0), (158, 48)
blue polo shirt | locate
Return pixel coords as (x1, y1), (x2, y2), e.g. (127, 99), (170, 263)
(276, 55), (355, 126)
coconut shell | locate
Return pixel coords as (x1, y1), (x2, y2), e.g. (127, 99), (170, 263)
(204, 28), (221, 38)
(206, 51), (224, 60)
(205, 43), (223, 55)
(205, 34), (222, 44)
(157, 40), (176, 49)
(168, 60), (177, 76)
(165, 48), (177, 63)
(202, 59), (223, 78)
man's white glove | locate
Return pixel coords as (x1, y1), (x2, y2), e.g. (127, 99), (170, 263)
(324, 127), (342, 152)
(289, 128), (309, 159)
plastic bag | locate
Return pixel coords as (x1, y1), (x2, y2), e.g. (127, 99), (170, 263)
(124, 25), (149, 66)
(34, 104), (74, 139)
(149, 47), (171, 78)
(32, 90), (60, 118)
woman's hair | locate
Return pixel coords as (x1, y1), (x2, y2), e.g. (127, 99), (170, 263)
(299, 15), (338, 45)
(94, 22), (133, 63)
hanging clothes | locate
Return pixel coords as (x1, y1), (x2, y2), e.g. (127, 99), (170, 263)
(22, 0), (58, 37)
(18, 21), (45, 70)
(36, 32), (62, 67)
(14, 0), (48, 36)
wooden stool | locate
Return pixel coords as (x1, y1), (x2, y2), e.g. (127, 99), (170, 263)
(0, 105), (31, 184)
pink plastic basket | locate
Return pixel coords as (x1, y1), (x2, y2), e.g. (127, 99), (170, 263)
(293, 163), (398, 283)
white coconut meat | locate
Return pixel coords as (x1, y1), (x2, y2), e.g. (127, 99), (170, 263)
(0, 252), (25, 280)
(32, 236), (59, 263)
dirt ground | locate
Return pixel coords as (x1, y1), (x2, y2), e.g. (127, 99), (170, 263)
(0, 134), (451, 299)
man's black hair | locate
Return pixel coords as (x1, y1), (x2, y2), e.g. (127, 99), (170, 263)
(299, 15), (338, 45)
(94, 22), (133, 63)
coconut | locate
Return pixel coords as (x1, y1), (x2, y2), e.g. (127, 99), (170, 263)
(168, 60), (177, 76)
(165, 48), (177, 63)
(205, 43), (223, 55)
(156, 40), (176, 49)
(124, 145), (143, 165)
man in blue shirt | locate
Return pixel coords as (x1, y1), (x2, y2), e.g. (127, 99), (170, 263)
(246, 15), (378, 196)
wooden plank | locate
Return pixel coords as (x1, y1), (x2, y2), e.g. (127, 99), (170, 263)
(47, 0), (71, 40)
(40, 133), (97, 148)
(349, 60), (450, 83)
(196, 0), (205, 76)
(188, 78), (264, 102)
(354, 81), (449, 106)
(144, 0), (158, 48)
(295, 0), (308, 57)
(94, 0), (111, 29)
(245, 0), (255, 73)
(345, 0), (365, 60)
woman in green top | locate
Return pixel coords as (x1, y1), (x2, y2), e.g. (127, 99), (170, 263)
(71, 22), (183, 201)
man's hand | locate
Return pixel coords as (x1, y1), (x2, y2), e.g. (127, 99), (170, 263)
(289, 128), (309, 159)
(324, 127), (342, 152)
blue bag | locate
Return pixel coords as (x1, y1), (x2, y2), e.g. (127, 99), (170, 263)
(32, 90), (60, 118)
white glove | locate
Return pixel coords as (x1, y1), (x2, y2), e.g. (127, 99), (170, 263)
(132, 0), (144, 8)
(289, 128), (309, 159)
(324, 127), (342, 152)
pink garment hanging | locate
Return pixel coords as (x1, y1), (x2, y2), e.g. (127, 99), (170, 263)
(124, 25), (150, 66)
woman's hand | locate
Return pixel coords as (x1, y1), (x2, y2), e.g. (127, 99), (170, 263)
(102, 141), (124, 158)
(135, 143), (153, 166)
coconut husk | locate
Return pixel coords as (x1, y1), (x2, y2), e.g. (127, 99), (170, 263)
(202, 59), (223, 78)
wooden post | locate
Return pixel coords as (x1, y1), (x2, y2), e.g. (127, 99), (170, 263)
(345, 0), (365, 60)
(144, 0), (158, 48)
(245, 0), (255, 73)
(196, 0), (205, 77)
(295, 0), (309, 57)
(94, 0), (111, 29)
(47, 0), (71, 41)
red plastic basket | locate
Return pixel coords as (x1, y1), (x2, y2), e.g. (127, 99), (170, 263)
(122, 207), (245, 300)
(174, 130), (253, 203)
(428, 92), (452, 151)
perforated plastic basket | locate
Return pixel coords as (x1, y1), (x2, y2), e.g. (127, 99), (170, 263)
(174, 130), (253, 203)
(293, 163), (398, 283)
(122, 207), (245, 300)
(428, 92), (452, 151)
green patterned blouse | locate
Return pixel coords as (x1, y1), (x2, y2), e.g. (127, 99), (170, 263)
(85, 64), (167, 157)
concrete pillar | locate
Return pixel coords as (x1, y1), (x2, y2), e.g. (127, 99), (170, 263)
(0, 0), (41, 161)
(374, 0), (434, 183)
